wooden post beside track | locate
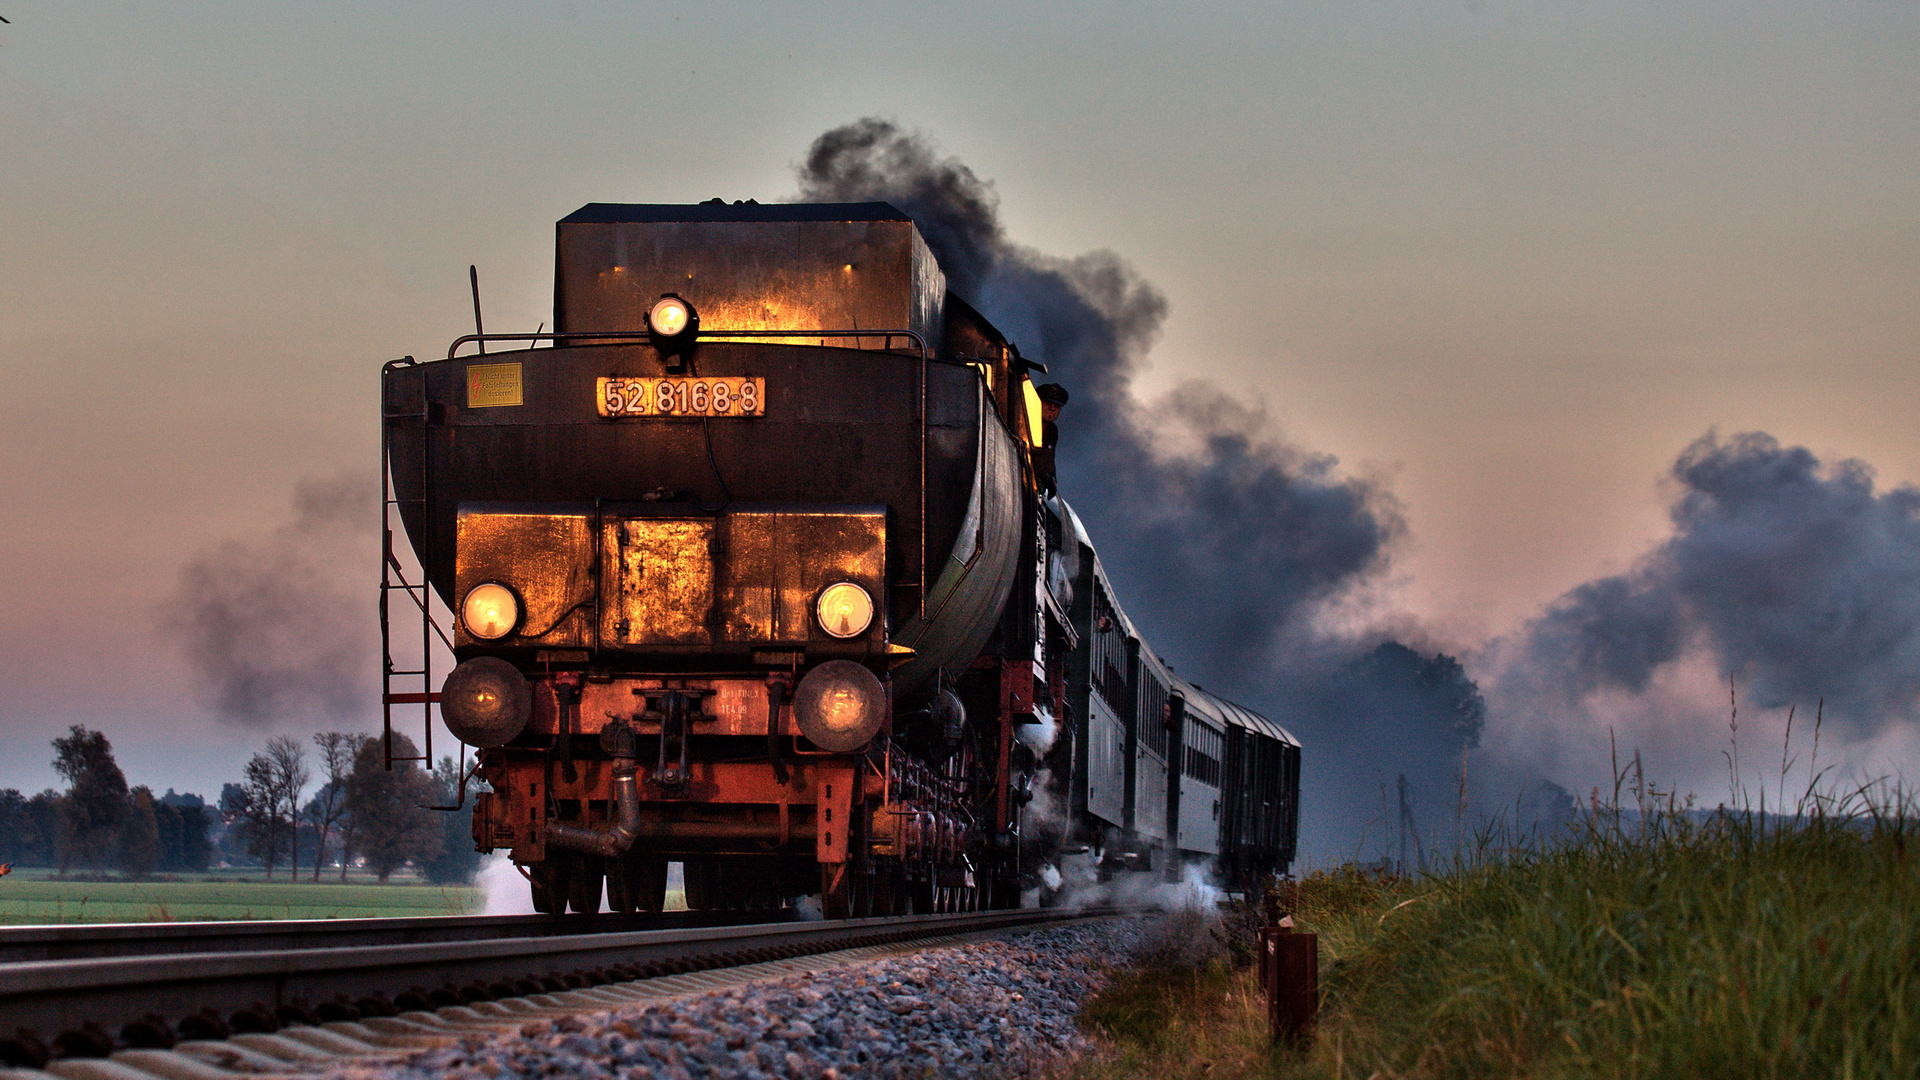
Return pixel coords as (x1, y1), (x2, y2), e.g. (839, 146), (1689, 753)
(1260, 927), (1318, 1046)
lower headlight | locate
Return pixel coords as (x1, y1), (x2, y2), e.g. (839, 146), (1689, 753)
(441, 657), (532, 747)
(462, 582), (520, 640)
(791, 660), (887, 753)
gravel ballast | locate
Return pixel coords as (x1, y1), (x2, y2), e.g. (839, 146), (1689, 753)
(326, 918), (1146, 1080)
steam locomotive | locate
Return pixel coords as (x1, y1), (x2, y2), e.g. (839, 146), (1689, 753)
(379, 201), (1300, 915)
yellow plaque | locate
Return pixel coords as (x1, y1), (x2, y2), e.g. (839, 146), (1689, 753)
(596, 376), (766, 418)
(466, 362), (523, 408)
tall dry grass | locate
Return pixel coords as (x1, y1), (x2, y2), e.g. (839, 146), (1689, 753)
(1079, 773), (1920, 1079)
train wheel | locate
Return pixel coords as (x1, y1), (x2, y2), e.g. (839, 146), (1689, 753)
(604, 857), (634, 913)
(633, 857), (669, 912)
(682, 857), (715, 910)
(610, 856), (669, 912)
(605, 854), (640, 913)
(820, 862), (851, 919)
(529, 860), (562, 914)
(566, 854), (604, 914)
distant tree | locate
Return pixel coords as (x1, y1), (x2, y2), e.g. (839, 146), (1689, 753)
(344, 735), (438, 883)
(137, 793), (210, 875)
(173, 803), (212, 872)
(22, 792), (62, 867)
(0, 790), (56, 867)
(51, 726), (129, 871)
(420, 756), (483, 886)
(307, 732), (358, 882)
(210, 783), (244, 862)
(235, 771), (270, 871)
(267, 735), (310, 872)
(153, 797), (183, 871)
(0, 790), (30, 866)
(119, 787), (161, 879)
(239, 735), (308, 880)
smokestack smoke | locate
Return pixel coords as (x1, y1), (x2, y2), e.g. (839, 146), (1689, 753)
(797, 120), (1476, 861)
(171, 471), (380, 727)
(798, 119), (1401, 680)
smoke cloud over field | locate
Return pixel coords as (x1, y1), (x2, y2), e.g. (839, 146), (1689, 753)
(798, 120), (1478, 860)
(1484, 432), (1920, 800)
(171, 472), (381, 727)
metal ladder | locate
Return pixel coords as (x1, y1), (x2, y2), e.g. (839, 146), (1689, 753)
(378, 356), (453, 775)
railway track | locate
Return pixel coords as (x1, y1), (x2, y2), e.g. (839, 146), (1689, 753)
(0, 910), (787, 964)
(0, 906), (1119, 1069)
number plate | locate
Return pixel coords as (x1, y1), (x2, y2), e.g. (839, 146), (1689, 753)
(596, 377), (765, 418)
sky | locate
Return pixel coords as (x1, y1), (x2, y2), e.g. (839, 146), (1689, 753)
(0, 3), (1915, 844)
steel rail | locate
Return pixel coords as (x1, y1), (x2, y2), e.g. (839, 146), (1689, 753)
(0, 910), (787, 965)
(0, 907), (1116, 1044)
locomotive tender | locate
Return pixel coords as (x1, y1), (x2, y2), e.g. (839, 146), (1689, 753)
(380, 201), (1300, 915)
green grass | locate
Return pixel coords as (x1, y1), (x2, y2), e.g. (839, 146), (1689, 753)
(1076, 790), (1920, 1080)
(1077, 962), (1276, 1079)
(0, 868), (482, 923)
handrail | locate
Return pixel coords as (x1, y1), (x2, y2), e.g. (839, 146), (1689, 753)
(445, 328), (930, 362)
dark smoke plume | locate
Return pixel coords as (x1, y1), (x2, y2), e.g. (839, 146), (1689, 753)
(171, 472), (380, 726)
(1294, 643), (1488, 863)
(798, 120), (1474, 860)
(1492, 433), (1920, 769)
(798, 119), (1400, 679)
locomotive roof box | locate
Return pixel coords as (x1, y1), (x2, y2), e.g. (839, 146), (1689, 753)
(555, 202), (944, 347)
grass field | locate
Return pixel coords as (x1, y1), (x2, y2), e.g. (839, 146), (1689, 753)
(0, 868), (482, 923)
(1076, 788), (1920, 1079)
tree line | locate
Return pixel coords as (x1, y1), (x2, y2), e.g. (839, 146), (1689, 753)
(0, 726), (481, 884)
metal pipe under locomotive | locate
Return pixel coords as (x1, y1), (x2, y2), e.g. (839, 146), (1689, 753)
(380, 201), (1301, 915)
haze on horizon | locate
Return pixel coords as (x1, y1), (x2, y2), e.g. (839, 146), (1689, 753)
(1, 3), (1914, 860)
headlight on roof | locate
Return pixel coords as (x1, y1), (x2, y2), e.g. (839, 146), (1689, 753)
(461, 582), (520, 640)
(816, 581), (874, 639)
(647, 294), (697, 339)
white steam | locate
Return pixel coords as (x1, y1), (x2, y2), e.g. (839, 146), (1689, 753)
(476, 852), (612, 914)
(477, 853), (537, 915)
(1040, 860), (1225, 914)
(1014, 713), (1058, 752)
